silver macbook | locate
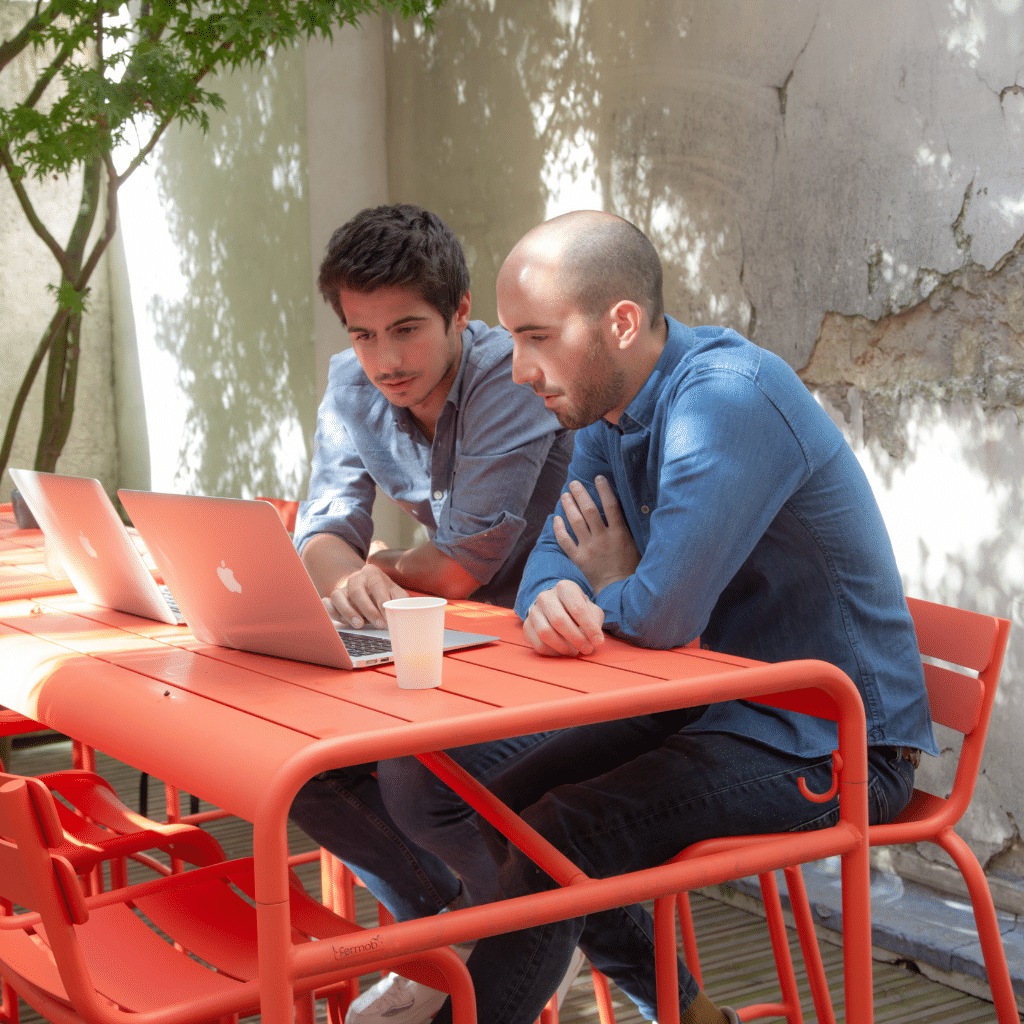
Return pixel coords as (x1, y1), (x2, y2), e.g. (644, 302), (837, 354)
(8, 469), (183, 625)
(117, 489), (498, 670)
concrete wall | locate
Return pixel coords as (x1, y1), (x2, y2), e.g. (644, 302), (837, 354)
(116, 42), (318, 501)
(383, 0), (1024, 891)
(0, 1), (121, 501)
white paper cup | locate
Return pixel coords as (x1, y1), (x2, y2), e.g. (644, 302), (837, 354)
(383, 596), (447, 689)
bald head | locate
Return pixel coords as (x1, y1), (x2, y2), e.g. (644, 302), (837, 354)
(500, 211), (664, 328)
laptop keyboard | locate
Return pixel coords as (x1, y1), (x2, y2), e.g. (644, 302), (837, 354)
(159, 584), (184, 623)
(337, 631), (393, 656)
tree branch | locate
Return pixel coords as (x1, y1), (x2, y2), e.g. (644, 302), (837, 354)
(76, 152), (120, 290)
(0, 0), (72, 74)
(20, 35), (76, 110)
(64, 156), (100, 266)
(115, 64), (213, 187)
(0, 306), (72, 479)
(0, 143), (77, 280)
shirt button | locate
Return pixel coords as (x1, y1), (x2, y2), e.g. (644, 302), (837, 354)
(640, 505), (650, 514)
(433, 490), (444, 500)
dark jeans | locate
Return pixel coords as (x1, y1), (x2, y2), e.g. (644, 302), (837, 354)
(288, 732), (553, 921)
(396, 715), (915, 1024)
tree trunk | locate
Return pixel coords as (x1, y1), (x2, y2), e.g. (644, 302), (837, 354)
(30, 155), (102, 473)
(33, 305), (83, 472)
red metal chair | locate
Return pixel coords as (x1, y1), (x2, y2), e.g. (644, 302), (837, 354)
(0, 765), (228, 1024)
(0, 770), (476, 1024)
(670, 597), (1015, 1023)
(256, 496), (300, 533)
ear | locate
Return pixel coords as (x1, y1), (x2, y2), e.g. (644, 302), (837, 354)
(608, 299), (644, 351)
(453, 291), (472, 334)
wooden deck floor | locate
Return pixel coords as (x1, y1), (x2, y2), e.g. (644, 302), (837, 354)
(3, 738), (1002, 1024)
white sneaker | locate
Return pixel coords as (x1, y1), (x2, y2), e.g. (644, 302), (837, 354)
(554, 946), (587, 1007)
(345, 944), (586, 1024)
(345, 944), (473, 1024)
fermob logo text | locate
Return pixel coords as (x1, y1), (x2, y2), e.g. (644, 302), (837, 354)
(332, 934), (384, 961)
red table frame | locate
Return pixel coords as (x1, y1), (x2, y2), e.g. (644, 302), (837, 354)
(0, 528), (873, 1024)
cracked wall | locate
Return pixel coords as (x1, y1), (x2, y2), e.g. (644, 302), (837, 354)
(802, 230), (1024, 461)
(383, 0), (1024, 891)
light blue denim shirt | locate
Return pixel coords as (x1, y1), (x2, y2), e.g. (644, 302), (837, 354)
(516, 316), (937, 758)
(295, 320), (573, 608)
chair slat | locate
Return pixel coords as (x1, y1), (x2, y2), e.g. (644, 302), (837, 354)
(922, 662), (983, 735)
(0, 779), (58, 915)
(0, 838), (42, 914)
(0, 928), (70, 1000)
(907, 596), (998, 673)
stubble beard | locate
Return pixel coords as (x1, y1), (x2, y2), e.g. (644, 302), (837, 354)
(550, 331), (625, 430)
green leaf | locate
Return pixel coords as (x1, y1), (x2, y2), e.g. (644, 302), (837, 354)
(45, 280), (90, 316)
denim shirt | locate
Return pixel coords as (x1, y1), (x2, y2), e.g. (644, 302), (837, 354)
(295, 320), (573, 608)
(516, 317), (937, 759)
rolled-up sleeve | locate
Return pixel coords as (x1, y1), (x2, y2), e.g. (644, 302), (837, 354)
(433, 353), (565, 585)
(293, 403), (376, 560)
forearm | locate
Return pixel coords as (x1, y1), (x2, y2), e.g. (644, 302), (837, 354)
(515, 530), (593, 620)
(300, 532), (367, 599)
(369, 542), (480, 600)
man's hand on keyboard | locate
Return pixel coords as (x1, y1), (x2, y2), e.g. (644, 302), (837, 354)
(328, 564), (407, 630)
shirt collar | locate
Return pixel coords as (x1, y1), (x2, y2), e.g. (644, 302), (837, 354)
(603, 315), (691, 434)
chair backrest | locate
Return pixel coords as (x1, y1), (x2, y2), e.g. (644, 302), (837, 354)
(0, 773), (109, 1020)
(0, 773), (90, 924)
(255, 497), (299, 533)
(905, 597), (1011, 820)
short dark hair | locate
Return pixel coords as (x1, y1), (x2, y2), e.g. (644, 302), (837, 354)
(566, 217), (664, 328)
(318, 205), (470, 329)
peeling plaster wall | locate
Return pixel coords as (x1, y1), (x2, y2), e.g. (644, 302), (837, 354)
(385, 0), (1024, 891)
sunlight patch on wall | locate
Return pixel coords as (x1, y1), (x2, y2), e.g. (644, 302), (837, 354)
(273, 417), (308, 501)
(819, 389), (1024, 620)
(114, 141), (190, 493)
(532, 0), (601, 220)
(866, 417), (1000, 590)
(540, 126), (603, 218)
(943, 0), (987, 61)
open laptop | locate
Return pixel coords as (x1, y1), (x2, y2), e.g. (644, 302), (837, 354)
(117, 489), (498, 670)
(8, 469), (184, 625)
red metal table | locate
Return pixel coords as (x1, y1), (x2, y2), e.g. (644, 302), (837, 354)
(0, 506), (78, 602)
(0, 559), (873, 1024)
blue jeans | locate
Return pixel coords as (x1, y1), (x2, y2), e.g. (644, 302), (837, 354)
(287, 733), (552, 922)
(405, 715), (915, 1024)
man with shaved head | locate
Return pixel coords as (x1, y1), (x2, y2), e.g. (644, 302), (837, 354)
(393, 211), (936, 1024)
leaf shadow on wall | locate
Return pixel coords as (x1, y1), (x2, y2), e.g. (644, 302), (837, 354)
(386, 0), (779, 342)
(149, 45), (316, 501)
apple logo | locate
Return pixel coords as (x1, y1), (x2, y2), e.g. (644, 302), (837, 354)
(217, 560), (242, 594)
(78, 530), (98, 558)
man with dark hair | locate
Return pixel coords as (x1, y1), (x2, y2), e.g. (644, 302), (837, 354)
(390, 210), (936, 1024)
(298, 204), (569, 615)
(289, 204), (575, 1024)
(318, 203), (470, 328)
